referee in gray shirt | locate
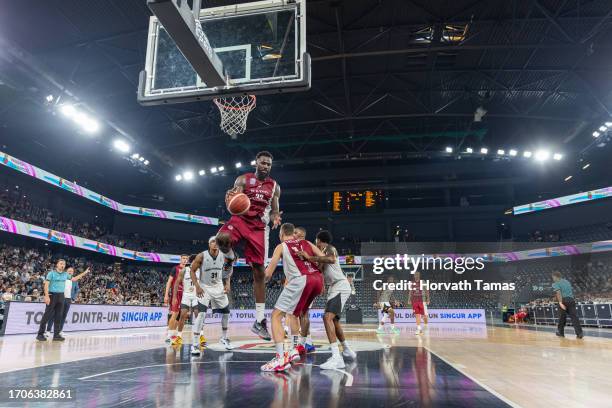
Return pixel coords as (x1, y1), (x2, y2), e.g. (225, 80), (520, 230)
(552, 271), (584, 339)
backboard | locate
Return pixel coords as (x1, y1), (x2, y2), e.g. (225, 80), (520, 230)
(138, 0), (310, 105)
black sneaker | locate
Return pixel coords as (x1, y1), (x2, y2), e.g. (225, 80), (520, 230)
(251, 319), (272, 341)
(52, 336), (65, 342)
(576, 333), (584, 339)
(555, 331), (564, 337)
(36, 334), (47, 341)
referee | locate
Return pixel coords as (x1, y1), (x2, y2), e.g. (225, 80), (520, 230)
(36, 260), (88, 341)
(552, 271), (584, 339)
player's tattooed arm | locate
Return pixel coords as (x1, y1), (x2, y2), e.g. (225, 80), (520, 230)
(297, 242), (335, 264)
(225, 175), (246, 204)
(270, 184), (282, 229)
(264, 244), (283, 282)
(191, 253), (204, 297)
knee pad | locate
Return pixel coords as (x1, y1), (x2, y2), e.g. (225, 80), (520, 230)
(212, 306), (230, 315)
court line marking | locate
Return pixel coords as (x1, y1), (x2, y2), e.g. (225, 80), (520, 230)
(78, 360), (354, 386)
(424, 346), (522, 408)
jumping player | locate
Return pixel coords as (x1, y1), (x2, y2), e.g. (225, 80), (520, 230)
(216, 151), (282, 341)
(190, 236), (235, 352)
(164, 254), (189, 344)
(409, 271), (429, 335)
(260, 223), (324, 372)
(298, 230), (356, 369)
(376, 275), (400, 334)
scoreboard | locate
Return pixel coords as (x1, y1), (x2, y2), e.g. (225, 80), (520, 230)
(331, 190), (385, 213)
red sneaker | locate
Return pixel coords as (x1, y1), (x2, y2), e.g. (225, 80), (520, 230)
(261, 353), (291, 372)
(295, 344), (306, 355)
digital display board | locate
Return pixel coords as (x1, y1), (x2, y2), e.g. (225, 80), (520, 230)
(332, 190), (385, 213)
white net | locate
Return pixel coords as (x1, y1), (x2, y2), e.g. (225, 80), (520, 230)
(213, 95), (257, 138)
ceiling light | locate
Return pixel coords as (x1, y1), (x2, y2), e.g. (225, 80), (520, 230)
(593, 131), (601, 137)
(83, 118), (99, 133)
(553, 153), (563, 161)
(605, 122), (612, 127)
(218, 166), (225, 171)
(250, 160), (256, 166)
(198, 170), (205, 176)
(497, 149), (505, 155)
(535, 150), (550, 161)
(60, 105), (76, 117)
(582, 163), (590, 170)
(45, 95), (54, 103)
(175, 174), (182, 181)
(599, 126), (607, 132)
(445, 147), (453, 153)
(465, 147), (473, 153)
(523, 151), (532, 158)
(131, 153), (140, 159)
(235, 162), (242, 168)
(211, 167), (218, 173)
(480, 147), (488, 154)
(113, 139), (130, 153)
(183, 171), (194, 181)
(139, 156), (145, 162)
(143, 160), (149, 165)
(564, 176), (572, 181)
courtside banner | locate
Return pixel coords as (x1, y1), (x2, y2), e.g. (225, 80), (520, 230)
(0, 150), (218, 226)
(1, 302), (168, 335)
(392, 308), (486, 324)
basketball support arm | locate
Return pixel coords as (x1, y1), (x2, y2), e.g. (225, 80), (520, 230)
(147, 0), (226, 87)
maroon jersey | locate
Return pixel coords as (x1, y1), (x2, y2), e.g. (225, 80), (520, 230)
(242, 172), (276, 226)
(411, 281), (423, 303)
(282, 239), (321, 280)
(171, 265), (184, 291)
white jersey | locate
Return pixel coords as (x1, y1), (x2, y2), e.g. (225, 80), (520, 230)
(322, 245), (347, 286)
(200, 250), (224, 287)
(181, 266), (200, 294)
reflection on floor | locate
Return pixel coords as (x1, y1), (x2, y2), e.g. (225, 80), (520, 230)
(1, 323), (611, 407)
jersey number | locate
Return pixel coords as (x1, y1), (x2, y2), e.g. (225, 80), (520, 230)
(211, 272), (218, 280)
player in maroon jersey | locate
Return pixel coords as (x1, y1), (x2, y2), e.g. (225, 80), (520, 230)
(409, 271), (429, 335)
(260, 223), (325, 372)
(216, 151), (282, 340)
(164, 254), (189, 344)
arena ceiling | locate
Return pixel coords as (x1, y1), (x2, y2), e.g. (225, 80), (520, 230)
(0, 0), (611, 212)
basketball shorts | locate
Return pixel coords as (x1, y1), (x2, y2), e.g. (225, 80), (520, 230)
(181, 289), (199, 308)
(198, 283), (229, 310)
(275, 274), (323, 316)
(325, 280), (352, 317)
(380, 302), (392, 314)
(169, 286), (183, 313)
(412, 301), (425, 316)
(218, 215), (268, 265)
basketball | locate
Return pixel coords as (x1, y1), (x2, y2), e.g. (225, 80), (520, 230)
(227, 193), (250, 215)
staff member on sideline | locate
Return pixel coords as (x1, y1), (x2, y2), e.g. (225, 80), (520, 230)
(552, 271), (584, 339)
(36, 260), (88, 342)
(45, 266), (88, 337)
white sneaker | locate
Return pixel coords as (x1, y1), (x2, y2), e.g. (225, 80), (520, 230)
(219, 337), (235, 350)
(342, 347), (357, 360)
(59, 331), (65, 336)
(190, 345), (201, 356)
(44, 331), (52, 338)
(415, 328), (423, 335)
(288, 347), (302, 363)
(320, 355), (345, 370)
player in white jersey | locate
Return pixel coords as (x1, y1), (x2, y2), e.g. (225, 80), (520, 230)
(189, 236), (235, 353)
(376, 275), (400, 334)
(298, 230), (356, 369)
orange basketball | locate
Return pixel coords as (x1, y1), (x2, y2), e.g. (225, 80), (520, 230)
(227, 193), (250, 215)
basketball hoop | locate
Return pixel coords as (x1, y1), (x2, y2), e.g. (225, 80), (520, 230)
(213, 95), (256, 138)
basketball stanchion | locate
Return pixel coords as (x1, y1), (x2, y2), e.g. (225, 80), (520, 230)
(213, 95), (256, 138)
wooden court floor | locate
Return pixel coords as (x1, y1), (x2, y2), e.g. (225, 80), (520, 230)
(0, 323), (610, 407)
